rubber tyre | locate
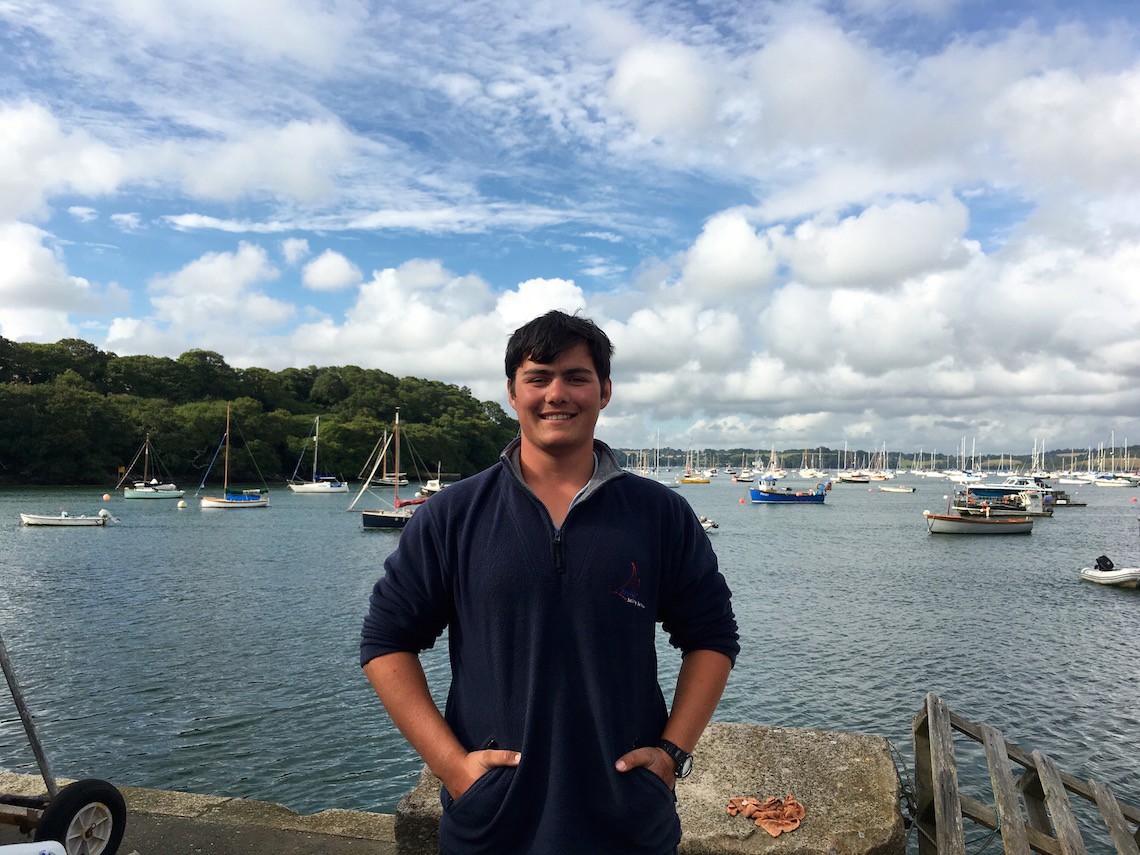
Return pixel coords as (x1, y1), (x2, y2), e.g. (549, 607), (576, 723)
(33, 778), (126, 855)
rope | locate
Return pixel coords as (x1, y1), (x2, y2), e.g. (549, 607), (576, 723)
(889, 740), (918, 829)
(231, 417), (273, 489)
(963, 823), (1002, 854)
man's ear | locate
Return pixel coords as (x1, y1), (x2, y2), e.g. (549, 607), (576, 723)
(507, 377), (517, 407)
(600, 378), (612, 409)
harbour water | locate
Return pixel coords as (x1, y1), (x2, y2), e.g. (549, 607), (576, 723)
(1, 475), (1137, 834)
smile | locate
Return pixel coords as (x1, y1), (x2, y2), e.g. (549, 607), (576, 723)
(541, 413), (574, 420)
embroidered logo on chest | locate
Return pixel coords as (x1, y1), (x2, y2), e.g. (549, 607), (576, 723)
(613, 561), (646, 609)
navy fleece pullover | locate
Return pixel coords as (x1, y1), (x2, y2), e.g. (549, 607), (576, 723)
(361, 439), (739, 854)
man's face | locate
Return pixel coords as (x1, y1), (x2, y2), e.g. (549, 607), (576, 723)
(508, 342), (611, 456)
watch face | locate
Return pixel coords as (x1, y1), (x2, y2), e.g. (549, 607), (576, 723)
(678, 755), (694, 778)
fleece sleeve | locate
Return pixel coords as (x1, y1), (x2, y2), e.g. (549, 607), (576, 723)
(360, 507), (453, 666)
(659, 504), (740, 664)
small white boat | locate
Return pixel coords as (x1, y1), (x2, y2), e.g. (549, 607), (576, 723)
(20, 509), (115, 527)
(699, 515), (719, 533)
(124, 479), (185, 499)
(201, 490), (269, 509)
(922, 510), (1032, 534)
(117, 433), (185, 499)
(1079, 556), (1140, 589)
(879, 485), (916, 493)
(288, 417), (349, 493)
(419, 478), (446, 495)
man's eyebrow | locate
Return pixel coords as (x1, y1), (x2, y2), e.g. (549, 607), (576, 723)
(520, 364), (595, 376)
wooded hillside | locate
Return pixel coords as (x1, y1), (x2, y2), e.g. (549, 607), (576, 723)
(0, 337), (519, 485)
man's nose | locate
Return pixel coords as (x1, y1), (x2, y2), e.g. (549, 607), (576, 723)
(545, 378), (569, 402)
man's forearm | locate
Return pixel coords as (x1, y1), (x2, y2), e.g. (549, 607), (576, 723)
(362, 651), (467, 779)
(661, 649), (733, 751)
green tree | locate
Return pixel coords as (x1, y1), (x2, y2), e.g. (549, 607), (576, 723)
(176, 349), (240, 400)
(104, 354), (187, 399)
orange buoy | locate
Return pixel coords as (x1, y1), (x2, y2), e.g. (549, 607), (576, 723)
(102, 493), (111, 501)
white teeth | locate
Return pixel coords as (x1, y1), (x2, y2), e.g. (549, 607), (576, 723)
(543, 414), (572, 420)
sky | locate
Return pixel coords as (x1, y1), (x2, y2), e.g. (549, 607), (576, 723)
(2, 0), (1140, 458)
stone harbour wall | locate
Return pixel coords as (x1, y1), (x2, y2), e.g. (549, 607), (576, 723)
(396, 722), (907, 855)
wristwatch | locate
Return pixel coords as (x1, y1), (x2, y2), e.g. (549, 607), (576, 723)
(657, 739), (693, 779)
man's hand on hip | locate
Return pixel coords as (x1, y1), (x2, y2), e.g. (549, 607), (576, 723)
(614, 747), (676, 788)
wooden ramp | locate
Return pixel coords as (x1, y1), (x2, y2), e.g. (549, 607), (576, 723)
(912, 692), (1139, 855)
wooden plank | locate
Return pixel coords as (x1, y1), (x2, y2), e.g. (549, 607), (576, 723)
(981, 723), (1032, 855)
(925, 698), (1140, 855)
(1090, 779), (1140, 855)
(1019, 767), (1055, 835)
(950, 709), (1140, 827)
(959, 794), (1063, 855)
(962, 715), (1140, 829)
(913, 694), (936, 855)
(1034, 750), (1088, 855)
(928, 694), (967, 855)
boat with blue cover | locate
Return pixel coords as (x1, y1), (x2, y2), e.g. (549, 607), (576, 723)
(749, 477), (831, 504)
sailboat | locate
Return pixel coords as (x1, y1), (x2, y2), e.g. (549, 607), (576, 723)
(348, 409), (426, 529)
(677, 443), (710, 484)
(115, 433), (185, 499)
(287, 416), (348, 493)
(197, 404), (270, 509)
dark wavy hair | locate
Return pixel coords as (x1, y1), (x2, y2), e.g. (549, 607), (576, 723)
(505, 310), (613, 391)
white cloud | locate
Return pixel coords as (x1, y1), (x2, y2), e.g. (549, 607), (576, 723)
(0, 222), (94, 340)
(301, 249), (361, 291)
(680, 211), (780, 298)
(158, 120), (358, 203)
(111, 212), (143, 231)
(102, 0), (367, 70)
(993, 66), (1140, 195)
(781, 194), (974, 287)
(496, 279), (587, 331)
(68, 206), (98, 222)
(0, 102), (124, 219)
(105, 316), (188, 357)
(144, 242), (292, 340)
(608, 40), (718, 139)
(282, 238), (310, 265)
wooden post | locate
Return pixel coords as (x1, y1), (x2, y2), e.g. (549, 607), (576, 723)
(981, 723), (1031, 855)
(1089, 779), (1140, 855)
(913, 694), (935, 855)
(1033, 750), (1087, 855)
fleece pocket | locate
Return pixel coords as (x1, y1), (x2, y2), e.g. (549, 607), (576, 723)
(439, 766), (516, 846)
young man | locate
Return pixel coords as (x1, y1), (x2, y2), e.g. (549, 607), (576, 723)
(361, 310), (738, 854)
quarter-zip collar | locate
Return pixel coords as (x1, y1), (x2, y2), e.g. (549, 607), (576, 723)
(500, 437), (627, 528)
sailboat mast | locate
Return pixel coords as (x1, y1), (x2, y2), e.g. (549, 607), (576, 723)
(313, 416), (320, 483)
(142, 432), (151, 482)
(223, 404), (231, 492)
(393, 409), (401, 503)
(392, 412), (401, 506)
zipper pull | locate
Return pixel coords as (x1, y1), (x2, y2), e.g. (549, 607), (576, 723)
(553, 532), (564, 573)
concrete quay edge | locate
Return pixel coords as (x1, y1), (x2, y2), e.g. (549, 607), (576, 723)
(0, 770), (396, 854)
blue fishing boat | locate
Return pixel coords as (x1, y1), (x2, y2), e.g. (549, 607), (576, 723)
(749, 477), (831, 504)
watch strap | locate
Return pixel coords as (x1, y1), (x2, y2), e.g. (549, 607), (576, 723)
(657, 739), (692, 777)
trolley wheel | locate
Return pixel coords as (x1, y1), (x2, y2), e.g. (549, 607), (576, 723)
(33, 778), (126, 855)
